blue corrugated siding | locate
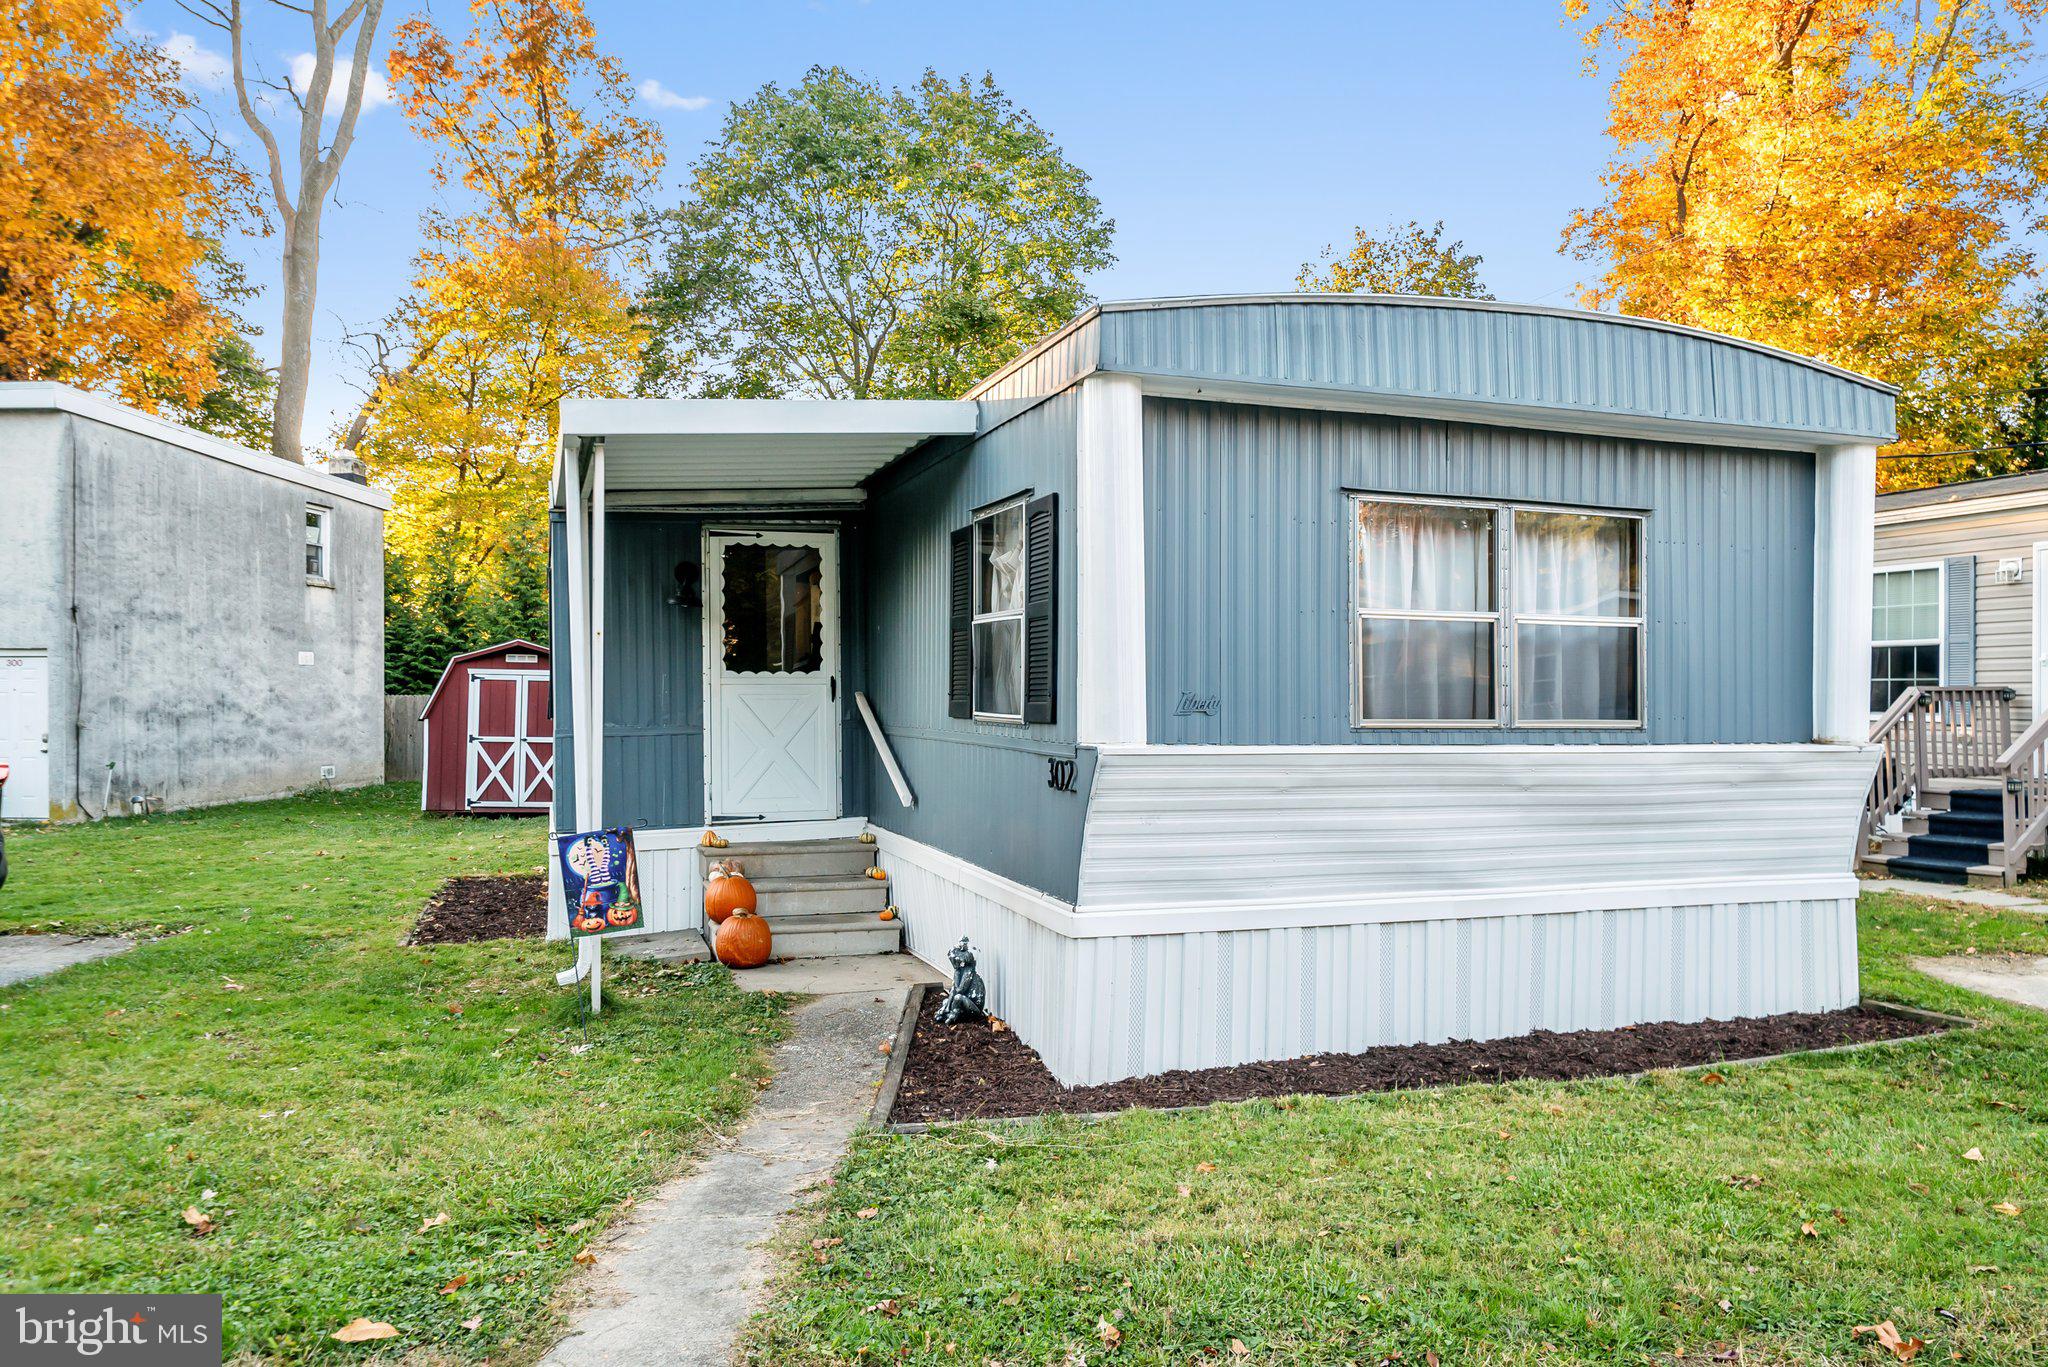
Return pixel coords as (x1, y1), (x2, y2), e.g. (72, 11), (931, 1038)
(969, 313), (1101, 414)
(1096, 300), (1896, 442)
(1143, 398), (1816, 745)
(857, 391), (1090, 900)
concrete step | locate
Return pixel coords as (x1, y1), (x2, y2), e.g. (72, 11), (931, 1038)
(752, 873), (890, 918)
(607, 929), (711, 963)
(700, 838), (876, 879)
(766, 914), (903, 959)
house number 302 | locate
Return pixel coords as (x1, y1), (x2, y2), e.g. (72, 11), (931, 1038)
(1046, 758), (1077, 793)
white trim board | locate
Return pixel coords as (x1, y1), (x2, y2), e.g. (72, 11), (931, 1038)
(1877, 488), (2048, 525)
(0, 382), (391, 508)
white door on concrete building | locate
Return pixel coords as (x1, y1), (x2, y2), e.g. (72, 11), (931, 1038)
(704, 527), (840, 824)
(0, 651), (50, 821)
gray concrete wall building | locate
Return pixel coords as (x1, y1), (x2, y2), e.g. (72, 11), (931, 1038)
(0, 384), (387, 821)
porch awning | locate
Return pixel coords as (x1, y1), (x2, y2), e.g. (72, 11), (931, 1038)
(554, 398), (980, 497)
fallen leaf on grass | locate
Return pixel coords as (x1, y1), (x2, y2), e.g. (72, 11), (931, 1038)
(811, 1237), (844, 1250)
(418, 1212), (450, 1234)
(181, 1206), (216, 1236)
(1000, 1293), (1021, 1307)
(460, 1316), (483, 1332)
(1991, 1201), (2021, 1217)
(1176, 1184), (1192, 1198)
(564, 1219), (591, 1235)
(1097, 1317), (1122, 1348)
(865, 1299), (901, 1318)
(1852, 1321), (1925, 1362)
(856, 1207), (879, 1220)
(1229, 1340), (1250, 1359)
(572, 1250), (597, 1265)
(1723, 1174), (1764, 1190)
(330, 1318), (399, 1343)
(1698, 1071), (1726, 1085)
(1801, 1221), (1819, 1238)
(1962, 1147), (1984, 1163)
(1195, 1162), (1217, 1174)
(440, 1275), (468, 1295)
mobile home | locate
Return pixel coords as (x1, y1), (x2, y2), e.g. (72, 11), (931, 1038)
(550, 295), (1893, 1085)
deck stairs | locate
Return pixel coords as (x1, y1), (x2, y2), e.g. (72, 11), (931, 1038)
(701, 837), (901, 959)
(1861, 686), (2048, 887)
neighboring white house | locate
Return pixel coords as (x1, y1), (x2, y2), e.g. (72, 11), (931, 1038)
(1860, 469), (2048, 886)
(0, 383), (388, 821)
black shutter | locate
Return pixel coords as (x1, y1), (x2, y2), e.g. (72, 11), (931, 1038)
(1023, 493), (1058, 724)
(948, 526), (973, 719)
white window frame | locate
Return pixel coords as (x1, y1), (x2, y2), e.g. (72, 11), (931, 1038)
(1870, 559), (1945, 716)
(1348, 493), (1647, 730)
(305, 503), (331, 586)
(970, 495), (1029, 724)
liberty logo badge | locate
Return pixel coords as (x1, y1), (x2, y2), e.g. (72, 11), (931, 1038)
(1173, 691), (1220, 717)
(4, 1295), (220, 1365)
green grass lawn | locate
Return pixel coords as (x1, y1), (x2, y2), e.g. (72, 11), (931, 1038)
(0, 784), (786, 1362)
(751, 893), (2048, 1366)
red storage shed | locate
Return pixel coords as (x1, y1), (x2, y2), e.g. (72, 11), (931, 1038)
(420, 640), (554, 815)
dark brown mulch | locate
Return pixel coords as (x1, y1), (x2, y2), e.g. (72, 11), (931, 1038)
(410, 875), (547, 944)
(889, 992), (1945, 1124)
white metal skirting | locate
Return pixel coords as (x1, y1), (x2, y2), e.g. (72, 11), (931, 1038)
(878, 830), (1859, 1087)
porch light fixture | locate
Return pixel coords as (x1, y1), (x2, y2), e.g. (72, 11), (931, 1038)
(667, 560), (701, 609)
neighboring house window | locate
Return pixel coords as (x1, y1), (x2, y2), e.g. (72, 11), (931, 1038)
(1871, 564), (1942, 711)
(305, 504), (330, 583)
(1351, 496), (1644, 727)
(970, 498), (1028, 720)
(948, 493), (1059, 725)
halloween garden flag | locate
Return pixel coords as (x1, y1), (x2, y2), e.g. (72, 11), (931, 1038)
(557, 828), (644, 937)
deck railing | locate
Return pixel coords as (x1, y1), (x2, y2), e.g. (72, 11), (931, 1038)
(1860, 686), (2017, 857)
(1998, 709), (2048, 869)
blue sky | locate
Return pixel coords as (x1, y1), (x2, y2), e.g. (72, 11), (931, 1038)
(131, 0), (1615, 442)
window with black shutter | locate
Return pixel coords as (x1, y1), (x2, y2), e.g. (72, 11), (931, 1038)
(950, 494), (1057, 724)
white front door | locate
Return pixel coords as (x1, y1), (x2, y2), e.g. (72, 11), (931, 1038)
(704, 527), (840, 824)
(0, 652), (51, 820)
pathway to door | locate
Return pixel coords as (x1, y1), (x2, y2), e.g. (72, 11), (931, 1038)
(542, 964), (930, 1366)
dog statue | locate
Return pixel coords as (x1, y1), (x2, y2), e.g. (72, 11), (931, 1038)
(933, 937), (987, 1025)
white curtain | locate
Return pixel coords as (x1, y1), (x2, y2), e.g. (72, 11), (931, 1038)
(980, 506), (1026, 614)
(1512, 511), (1638, 722)
(1356, 502), (1493, 612)
(1356, 502), (1496, 720)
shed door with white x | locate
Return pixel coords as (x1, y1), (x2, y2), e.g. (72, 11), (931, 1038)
(466, 670), (555, 809)
(704, 527), (840, 824)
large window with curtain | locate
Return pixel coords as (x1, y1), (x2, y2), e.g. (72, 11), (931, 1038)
(1352, 495), (1644, 728)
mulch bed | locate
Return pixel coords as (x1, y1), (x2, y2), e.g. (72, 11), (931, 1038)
(889, 992), (1945, 1124)
(410, 875), (547, 945)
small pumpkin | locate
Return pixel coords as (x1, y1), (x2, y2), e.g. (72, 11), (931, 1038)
(865, 867), (888, 881)
(714, 908), (772, 969)
(857, 831), (876, 844)
(878, 906), (897, 922)
(704, 862), (756, 924)
(699, 829), (721, 848)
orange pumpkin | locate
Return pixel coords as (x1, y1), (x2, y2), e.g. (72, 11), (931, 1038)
(714, 909), (772, 969)
(704, 863), (756, 924)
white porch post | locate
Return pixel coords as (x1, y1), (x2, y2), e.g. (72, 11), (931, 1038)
(1813, 442), (1878, 744)
(586, 441), (607, 1012)
(560, 439), (605, 1010)
(1075, 372), (1148, 746)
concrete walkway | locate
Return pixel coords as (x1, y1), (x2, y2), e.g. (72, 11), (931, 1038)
(541, 982), (913, 1367)
(1915, 954), (2048, 1012)
(1861, 878), (2048, 912)
(0, 933), (135, 987)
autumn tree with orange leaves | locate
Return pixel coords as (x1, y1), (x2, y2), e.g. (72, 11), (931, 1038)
(353, 0), (664, 666)
(1566, 0), (2048, 488)
(0, 0), (256, 413)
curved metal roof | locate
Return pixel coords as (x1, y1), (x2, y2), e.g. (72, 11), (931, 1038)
(969, 293), (1898, 449)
